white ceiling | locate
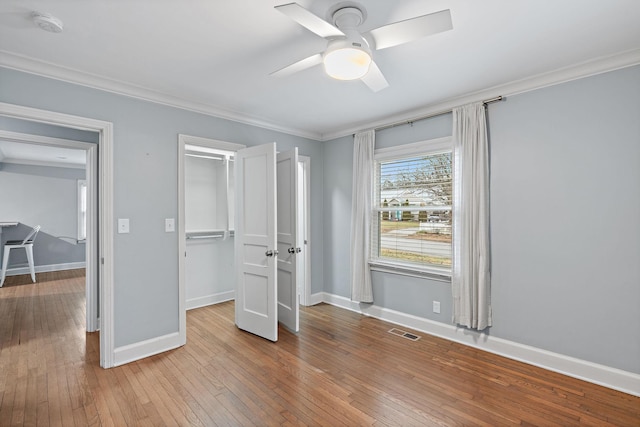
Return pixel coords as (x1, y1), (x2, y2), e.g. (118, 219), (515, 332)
(1, 1), (639, 140)
(0, 140), (86, 168)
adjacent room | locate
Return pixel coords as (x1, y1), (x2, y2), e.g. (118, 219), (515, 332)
(1, 1), (639, 425)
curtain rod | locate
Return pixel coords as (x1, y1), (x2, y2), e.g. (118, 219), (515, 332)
(374, 96), (504, 133)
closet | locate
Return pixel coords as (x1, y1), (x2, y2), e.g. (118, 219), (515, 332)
(183, 140), (243, 309)
(179, 135), (304, 342)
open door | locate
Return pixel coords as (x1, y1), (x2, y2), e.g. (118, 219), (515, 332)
(234, 143), (278, 341)
(277, 148), (299, 332)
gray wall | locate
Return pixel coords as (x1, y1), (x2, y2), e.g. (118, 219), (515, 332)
(322, 65), (640, 374)
(3, 63), (637, 375)
(0, 163), (86, 267)
(0, 66), (324, 348)
(2, 223), (85, 269)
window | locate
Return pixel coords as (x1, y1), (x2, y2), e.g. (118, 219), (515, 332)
(371, 137), (452, 277)
(77, 179), (87, 241)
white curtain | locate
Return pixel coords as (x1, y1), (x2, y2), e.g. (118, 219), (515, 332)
(350, 130), (375, 303)
(452, 102), (492, 330)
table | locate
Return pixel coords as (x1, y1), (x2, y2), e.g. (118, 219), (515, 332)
(0, 222), (19, 262)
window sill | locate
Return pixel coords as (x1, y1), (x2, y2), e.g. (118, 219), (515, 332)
(369, 260), (451, 282)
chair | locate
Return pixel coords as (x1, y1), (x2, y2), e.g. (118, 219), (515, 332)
(0, 225), (40, 287)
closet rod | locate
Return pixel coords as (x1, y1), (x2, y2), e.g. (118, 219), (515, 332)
(374, 96), (504, 133)
(186, 231), (235, 240)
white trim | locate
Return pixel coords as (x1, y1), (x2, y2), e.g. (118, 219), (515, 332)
(0, 102), (115, 368)
(4, 261), (86, 276)
(322, 48), (640, 140)
(298, 155), (312, 307)
(182, 135), (246, 152)
(85, 144), (98, 332)
(178, 139), (187, 347)
(374, 136), (452, 160)
(0, 129), (96, 150)
(369, 261), (451, 281)
(0, 52), (320, 141)
(321, 292), (640, 397)
(308, 292), (324, 306)
(186, 291), (235, 311)
(113, 332), (183, 367)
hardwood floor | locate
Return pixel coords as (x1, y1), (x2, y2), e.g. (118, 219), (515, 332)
(1, 270), (638, 426)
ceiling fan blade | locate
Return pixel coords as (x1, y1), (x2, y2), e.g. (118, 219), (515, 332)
(270, 53), (323, 77)
(365, 9), (452, 50)
(361, 61), (389, 92)
(275, 3), (345, 38)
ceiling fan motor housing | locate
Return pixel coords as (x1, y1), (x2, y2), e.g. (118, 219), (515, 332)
(323, 7), (372, 80)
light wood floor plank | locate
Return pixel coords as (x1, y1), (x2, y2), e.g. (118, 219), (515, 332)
(1, 269), (639, 426)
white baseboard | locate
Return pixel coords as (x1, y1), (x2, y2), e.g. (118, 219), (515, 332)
(5, 262), (86, 276)
(307, 292), (324, 306)
(186, 291), (235, 310)
(321, 292), (640, 397)
(113, 332), (184, 367)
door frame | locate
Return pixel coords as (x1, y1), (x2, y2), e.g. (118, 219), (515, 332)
(0, 102), (115, 368)
(177, 134), (245, 344)
(298, 155), (312, 306)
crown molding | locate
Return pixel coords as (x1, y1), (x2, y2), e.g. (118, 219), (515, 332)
(320, 48), (640, 141)
(2, 48), (639, 143)
(0, 51), (322, 141)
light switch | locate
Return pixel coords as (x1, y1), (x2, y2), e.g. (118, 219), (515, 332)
(165, 218), (175, 232)
(118, 218), (130, 234)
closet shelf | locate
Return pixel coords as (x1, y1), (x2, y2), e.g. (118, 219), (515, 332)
(186, 230), (234, 240)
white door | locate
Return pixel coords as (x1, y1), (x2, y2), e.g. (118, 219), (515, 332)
(234, 142), (278, 341)
(277, 148), (299, 332)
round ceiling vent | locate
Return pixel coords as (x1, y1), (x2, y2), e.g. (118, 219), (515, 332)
(32, 12), (64, 33)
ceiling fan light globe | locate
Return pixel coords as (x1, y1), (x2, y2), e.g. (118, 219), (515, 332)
(323, 47), (372, 80)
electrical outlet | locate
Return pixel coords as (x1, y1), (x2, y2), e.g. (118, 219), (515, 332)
(165, 218), (175, 232)
(433, 301), (441, 314)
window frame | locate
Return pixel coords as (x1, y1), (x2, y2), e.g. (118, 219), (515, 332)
(369, 136), (453, 281)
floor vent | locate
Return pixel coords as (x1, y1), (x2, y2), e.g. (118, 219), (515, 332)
(388, 328), (421, 341)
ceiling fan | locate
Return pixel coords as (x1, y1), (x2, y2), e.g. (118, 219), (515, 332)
(271, 2), (453, 92)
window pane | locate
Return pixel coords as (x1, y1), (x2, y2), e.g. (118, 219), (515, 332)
(378, 152), (451, 208)
(373, 151), (452, 269)
(377, 211), (451, 267)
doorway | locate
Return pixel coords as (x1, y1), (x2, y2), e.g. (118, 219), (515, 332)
(0, 102), (115, 367)
(178, 136), (311, 342)
(0, 129), (98, 331)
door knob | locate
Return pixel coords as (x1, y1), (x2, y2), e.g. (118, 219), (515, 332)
(288, 247), (296, 254)
(265, 249), (279, 257)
